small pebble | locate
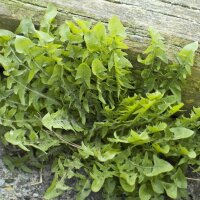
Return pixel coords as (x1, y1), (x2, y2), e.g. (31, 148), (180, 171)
(33, 193), (39, 198)
(16, 193), (22, 198)
(0, 179), (5, 187)
(5, 178), (15, 184)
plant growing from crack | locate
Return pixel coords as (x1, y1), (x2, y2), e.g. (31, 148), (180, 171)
(0, 4), (200, 200)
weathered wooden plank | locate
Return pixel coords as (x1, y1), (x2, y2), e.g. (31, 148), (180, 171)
(0, 0), (200, 110)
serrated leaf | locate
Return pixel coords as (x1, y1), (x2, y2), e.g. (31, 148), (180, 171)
(79, 142), (94, 159)
(151, 179), (164, 194)
(108, 16), (126, 38)
(0, 55), (12, 70)
(15, 36), (34, 54)
(35, 30), (54, 43)
(162, 182), (177, 199)
(76, 18), (91, 32)
(119, 173), (137, 192)
(0, 29), (14, 43)
(179, 145), (196, 158)
(92, 58), (106, 79)
(171, 168), (187, 189)
(42, 113), (53, 130)
(178, 41), (198, 75)
(15, 17), (35, 35)
(95, 148), (120, 162)
(147, 155), (173, 177)
(44, 174), (70, 200)
(147, 122), (167, 133)
(127, 130), (150, 144)
(91, 178), (105, 192)
(139, 184), (152, 200)
(93, 22), (106, 43)
(76, 178), (91, 200)
(18, 87), (26, 105)
(84, 31), (99, 52)
(42, 112), (74, 131)
(170, 127), (194, 140)
(152, 143), (170, 154)
(40, 3), (57, 32)
(58, 23), (70, 42)
(120, 178), (135, 192)
(2, 156), (15, 171)
(5, 129), (29, 151)
(104, 178), (116, 195)
(76, 63), (91, 88)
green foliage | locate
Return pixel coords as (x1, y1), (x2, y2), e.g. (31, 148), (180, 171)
(0, 4), (199, 200)
(137, 28), (198, 101)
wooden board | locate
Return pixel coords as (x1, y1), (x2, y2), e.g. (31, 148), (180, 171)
(0, 0), (200, 110)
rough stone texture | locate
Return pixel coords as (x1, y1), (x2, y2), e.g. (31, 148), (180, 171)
(0, 0), (200, 199)
(0, 142), (70, 200)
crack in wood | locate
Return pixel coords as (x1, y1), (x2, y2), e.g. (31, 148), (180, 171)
(103, 0), (133, 6)
(102, 0), (200, 27)
(145, 8), (200, 26)
(158, 0), (200, 12)
(9, 0), (47, 9)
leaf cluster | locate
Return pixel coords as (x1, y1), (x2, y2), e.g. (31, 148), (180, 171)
(0, 4), (199, 200)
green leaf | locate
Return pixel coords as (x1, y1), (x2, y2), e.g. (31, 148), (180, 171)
(15, 36), (34, 54)
(76, 63), (91, 88)
(42, 113), (53, 130)
(18, 87), (26, 105)
(151, 179), (164, 194)
(44, 174), (70, 200)
(0, 55), (12, 70)
(120, 178), (135, 192)
(5, 129), (29, 151)
(171, 168), (187, 189)
(90, 166), (105, 192)
(0, 29), (15, 44)
(162, 182), (177, 199)
(79, 142), (94, 159)
(84, 31), (99, 52)
(2, 156), (15, 171)
(35, 30), (54, 43)
(76, 178), (91, 200)
(170, 127), (194, 140)
(178, 41), (198, 74)
(91, 178), (105, 192)
(139, 184), (152, 200)
(108, 16), (126, 38)
(42, 112), (74, 131)
(146, 155), (173, 177)
(103, 178), (116, 197)
(0, 9), (198, 200)
(15, 17), (35, 35)
(119, 173), (137, 192)
(92, 58), (107, 79)
(76, 18), (91, 32)
(95, 148), (120, 162)
(127, 130), (150, 144)
(93, 22), (106, 43)
(152, 143), (170, 154)
(58, 23), (70, 42)
(147, 122), (167, 133)
(179, 145), (196, 158)
(67, 21), (82, 34)
(40, 3), (57, 32)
